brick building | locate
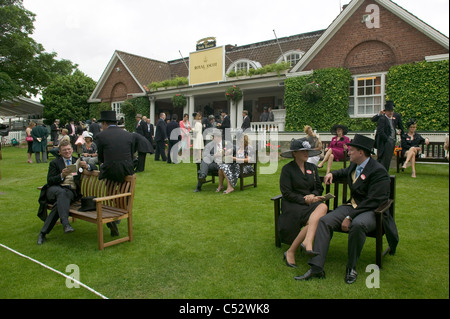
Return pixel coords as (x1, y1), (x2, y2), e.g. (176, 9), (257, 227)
(88, 0), (448, 128)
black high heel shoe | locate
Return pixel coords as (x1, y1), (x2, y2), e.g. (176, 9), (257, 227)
(283, 252), (298, 268)
(300, 243), (319, 257)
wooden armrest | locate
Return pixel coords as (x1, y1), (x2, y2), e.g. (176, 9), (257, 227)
(271, 194), (282, 201)
(374, 199), (393, 214)
(94, 192), (133, 202)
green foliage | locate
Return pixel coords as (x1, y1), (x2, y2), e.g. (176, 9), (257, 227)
(226, 62), (291, 78)
(386, 60), (449, 131)
(89, 102), (111, 121)
(120, 97), (150, 131)
(171, 94), (187, 108)
(225, 85), (243, 103)
(41, 70), (96, 125)
(148, 76), (188, 91)
(0, 0), (77, 101)
(284, 68), (353, 131)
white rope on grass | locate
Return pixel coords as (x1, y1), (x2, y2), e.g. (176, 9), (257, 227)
(0, 243), (109, 299)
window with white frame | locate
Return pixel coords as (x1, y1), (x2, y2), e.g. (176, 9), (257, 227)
(111, 101), (123, 117)
(348, 74), (385, 117)
(276, 50), (304, 67)
(227, 59), (261, 74)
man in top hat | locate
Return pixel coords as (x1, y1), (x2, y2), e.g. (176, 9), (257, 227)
(96, 110), (135, 183)
(373, 100), (404, 171)
(96, 110), (135, 236)
(294, 134), (398, 284)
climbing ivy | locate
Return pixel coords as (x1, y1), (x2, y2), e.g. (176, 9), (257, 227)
(386, 59), (449, 131)
(284, 67), (353, 132)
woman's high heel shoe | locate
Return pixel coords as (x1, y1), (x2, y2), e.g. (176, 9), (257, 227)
(301, 243), (319, 257)
(283, 252), (298, 268)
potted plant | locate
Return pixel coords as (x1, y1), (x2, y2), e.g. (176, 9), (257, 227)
(172, 94), (187, 108)
(225, 85), (243, 103)
(301, 81), (323, 102)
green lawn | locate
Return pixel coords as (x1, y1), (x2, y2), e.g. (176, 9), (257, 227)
(0, 145), (448, 299)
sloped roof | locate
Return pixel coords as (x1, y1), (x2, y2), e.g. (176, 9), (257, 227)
(291, 0), (449, 72)
(0, 97), (43, 117)
(116, 51), (171, 86)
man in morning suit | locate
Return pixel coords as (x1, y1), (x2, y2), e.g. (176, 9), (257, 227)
(241, 110), (251, 131)
(37, 139), (96, 245)
(96, 110), (135, 236)
(295, 134), (398, 284)
(374, 100), (404, 171)
(154, 112), (168, 161)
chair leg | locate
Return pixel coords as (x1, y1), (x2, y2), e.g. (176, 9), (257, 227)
(274, 199), (281, 247)
(97, 222), (104, 250)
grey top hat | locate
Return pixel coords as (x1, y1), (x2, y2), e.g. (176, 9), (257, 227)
(281, 138), (322, 158)
(346, 134), (375, 154)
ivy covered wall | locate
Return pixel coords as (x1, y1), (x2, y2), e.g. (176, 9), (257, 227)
(284, 60), (449, 133)
(284, 67), (353, 132)
(386, 59), (449, 131)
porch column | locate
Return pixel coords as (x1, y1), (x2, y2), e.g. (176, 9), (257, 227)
(188, 95), (195, 123)
(236, 96), (244, 129)
(149, 97), (155, 124)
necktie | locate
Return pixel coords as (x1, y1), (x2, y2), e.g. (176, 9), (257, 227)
(66, 159), (71, 166)
(355, 166), (363, 179)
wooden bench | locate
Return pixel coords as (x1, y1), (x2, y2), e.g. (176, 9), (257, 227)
(321, 141), (348, 168)
(271, 175), (396, 268)
(41, 170), (136, 250)
(195, 152), (258, 191)
(396, 141), (448, 172)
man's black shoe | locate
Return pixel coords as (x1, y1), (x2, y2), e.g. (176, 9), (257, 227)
(109, 222), (120, 237)
(345, 268), (358, 284)
(37, 232), (46, 245)
(294, 269), (325, 281)
(64, 224), (74, 233)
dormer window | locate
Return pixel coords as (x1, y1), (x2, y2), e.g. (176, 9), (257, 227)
(227, 59), (262, 74)
(276, 50), (304, 67)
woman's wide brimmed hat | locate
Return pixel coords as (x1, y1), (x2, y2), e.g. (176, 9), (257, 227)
(281, 138), (322, 158)
(331, 124), (349, 135)
(98, 110), (117, 123)
(346, 134), (375, 154)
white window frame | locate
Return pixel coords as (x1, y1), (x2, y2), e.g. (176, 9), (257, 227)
(348, 73), (386, 118)
(226, 59), (261, 74)
(276, 50), (304, 67)
(111, 101), (124, 119)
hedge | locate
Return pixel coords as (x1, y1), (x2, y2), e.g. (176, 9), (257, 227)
(284, 67), (353, 132)
(121, 97), (150, 132)
(386, 59), (449, 131)
(284, 60), (449, 132)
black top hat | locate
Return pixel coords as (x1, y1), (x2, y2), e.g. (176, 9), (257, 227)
(346, 134), (375, 154)
(78, 196), (97, 212)
(98, 111), (117, 123)
(384, 100), (395, 111)
(281, 138), (322, 158)
(331, 124), (349, 135)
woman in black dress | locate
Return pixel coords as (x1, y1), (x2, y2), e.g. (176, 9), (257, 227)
(401, 119), (429, 178)
(279, 138), (328, 268)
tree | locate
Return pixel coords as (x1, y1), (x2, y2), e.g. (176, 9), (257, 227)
(0, 0), (76, 101)
(41, 70), (96, 125)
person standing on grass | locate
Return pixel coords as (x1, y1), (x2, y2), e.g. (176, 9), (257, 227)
(96, 110), (135, 237)
(37, 140), (96, 245)
(294, 135), (398, 284)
